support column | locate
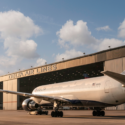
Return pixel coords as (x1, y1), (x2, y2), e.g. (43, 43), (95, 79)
(3, 79), (19, 110)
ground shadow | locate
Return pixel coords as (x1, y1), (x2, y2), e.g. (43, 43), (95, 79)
(63, 115), (125, 120)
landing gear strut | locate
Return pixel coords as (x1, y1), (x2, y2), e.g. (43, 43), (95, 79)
(92, 110), (105, 116)
(51, 101), (63, 117)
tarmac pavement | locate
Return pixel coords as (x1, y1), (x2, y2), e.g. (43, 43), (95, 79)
(0, 110), (125, 125)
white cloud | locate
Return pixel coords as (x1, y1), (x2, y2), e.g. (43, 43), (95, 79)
(0, 10), (42, 59)
(96, 25), (111, 31)
(94, 38), (124, 51)
(0, 69), (4, 76)
(35, 58), (46, 66)
(56, 20), (97, 48)
(56, 20), (125, 60)
(0, 10), (42, 39)
(4, 38), (38, 58)
(55, 49), (83, 62)
(118, 19), (125, 38)
(0, 56), (19, 67)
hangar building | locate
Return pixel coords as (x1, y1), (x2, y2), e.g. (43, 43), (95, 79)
(0, 45), (125, 110)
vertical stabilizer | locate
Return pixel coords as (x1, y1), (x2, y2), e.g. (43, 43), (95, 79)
(121, 70), (125, 75)
(101, 71), (125, 86)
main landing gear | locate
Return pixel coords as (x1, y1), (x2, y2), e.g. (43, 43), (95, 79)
(92, 110), (105, 116)
(51, 101), (63, 117)
(51, 111), (63, 117)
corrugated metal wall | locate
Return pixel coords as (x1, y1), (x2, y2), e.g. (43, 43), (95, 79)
(104, 58), (123, 73)
(3, 79), (19, 110)
(105, 104), (125, 110)
(104, 57), (125, 110)
(1, 47), (125, 82)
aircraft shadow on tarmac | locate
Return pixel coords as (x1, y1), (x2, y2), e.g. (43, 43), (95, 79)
(63, 115), (125, 119)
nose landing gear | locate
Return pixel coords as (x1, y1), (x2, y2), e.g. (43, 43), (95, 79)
(93, 110), (105, 116)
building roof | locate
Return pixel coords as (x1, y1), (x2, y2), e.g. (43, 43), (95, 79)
(1, 45), (125, 81)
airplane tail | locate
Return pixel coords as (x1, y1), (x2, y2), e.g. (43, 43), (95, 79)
(121, 70), (125, 75)
(101, 71), (125, 86)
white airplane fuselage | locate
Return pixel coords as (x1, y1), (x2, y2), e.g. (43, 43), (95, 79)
(32, 76), (125, 108)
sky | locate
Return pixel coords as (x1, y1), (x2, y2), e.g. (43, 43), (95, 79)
(0, 0), (125, 75)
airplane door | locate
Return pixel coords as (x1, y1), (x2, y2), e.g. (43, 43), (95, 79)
(104, 81), (109, 93)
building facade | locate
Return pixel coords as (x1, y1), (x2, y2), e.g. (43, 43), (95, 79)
(1, 46), (125, 110)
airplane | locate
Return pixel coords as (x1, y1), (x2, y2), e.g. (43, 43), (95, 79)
(0, 70), (125, 117)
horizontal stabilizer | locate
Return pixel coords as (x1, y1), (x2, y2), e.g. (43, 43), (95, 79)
(101, 71), (125, 85)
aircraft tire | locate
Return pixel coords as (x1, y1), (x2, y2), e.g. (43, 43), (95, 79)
(54, 112), (57, 117)
(51, 111), (63, 117)
(97, 111), (100, 116)
(51, 111), (54, 117)
(93, 111), (97, 116)
(57, 111), (60, 117)
(100, 111), (105, 116)
(60, 111), (63, 117)
(46, 111), (48, 115)
(93, 110), (105, 116)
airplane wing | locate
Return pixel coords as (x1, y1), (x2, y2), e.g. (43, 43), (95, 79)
(0, 89), (69, 103)
(101, 70), (125, 86)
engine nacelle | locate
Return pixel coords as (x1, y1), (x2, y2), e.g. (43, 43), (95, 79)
(22, 98), (39, 111)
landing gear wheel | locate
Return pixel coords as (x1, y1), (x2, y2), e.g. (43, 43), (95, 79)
(97, 111), (100, 116)
(93, 111), (97, 116)
(100, 111), (105, 116)
(57, 111), (60, 117)
(51, 111), (63, 117)
(46, 111), (48, 115)
(51, 111), (54, 117)
(55, 112), (57, 117)
(92, 110), (105, 116)
(60, 111), (63, 117)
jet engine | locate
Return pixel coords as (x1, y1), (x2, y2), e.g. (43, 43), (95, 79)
(22, 98), (39, 111)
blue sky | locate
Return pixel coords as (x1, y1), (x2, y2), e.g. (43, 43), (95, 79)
(0, 0), (125, 75)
